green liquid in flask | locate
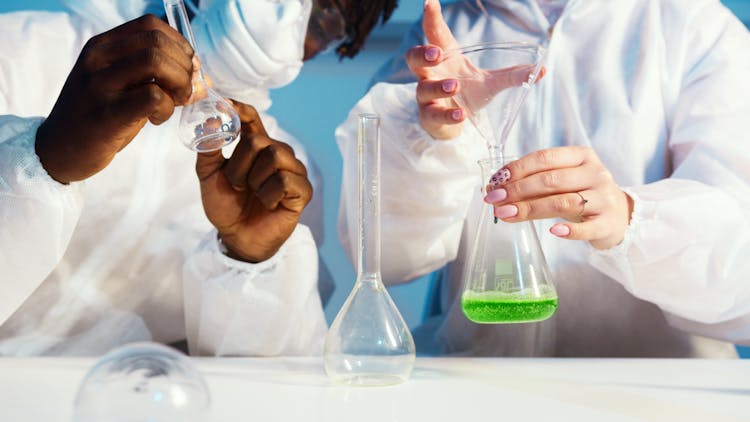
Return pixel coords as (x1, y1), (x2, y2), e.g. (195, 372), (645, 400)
(461, 288), (558, 323)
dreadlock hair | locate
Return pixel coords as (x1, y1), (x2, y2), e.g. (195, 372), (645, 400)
(334, 0), (399, 59)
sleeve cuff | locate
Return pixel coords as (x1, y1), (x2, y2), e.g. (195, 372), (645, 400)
(198, 223), (315, 278)
(586, 187), (653, 293)
(206, 230), (282, 275)
(0, 116), (83, 196)
(587, 187), (645, 259)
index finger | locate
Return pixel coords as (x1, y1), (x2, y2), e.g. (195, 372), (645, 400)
(501, 147), (594, 183)
(88, 14), (193, 58)
(406, 45), (445, 78)
(406, 45), (456, 79)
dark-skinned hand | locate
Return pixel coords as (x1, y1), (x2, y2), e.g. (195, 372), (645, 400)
(35, 14), (197, 184)
(196, 101), (313, 263)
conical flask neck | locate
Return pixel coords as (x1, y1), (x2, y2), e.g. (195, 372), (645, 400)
(478, 155), (511, 178)
(478, 155), (513, 222)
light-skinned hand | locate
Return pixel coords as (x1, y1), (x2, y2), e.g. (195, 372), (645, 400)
(483, 147), (634, 250)
(407, 0), (544, 140)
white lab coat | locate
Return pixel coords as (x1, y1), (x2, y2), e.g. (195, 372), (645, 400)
(0, 9), (327, 356)
(337, 0), (750, 356)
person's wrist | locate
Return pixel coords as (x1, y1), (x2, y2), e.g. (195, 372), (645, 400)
(217, 232), (276, 264)
(35, 122), (74, 184)
(589, 190), (634, 250)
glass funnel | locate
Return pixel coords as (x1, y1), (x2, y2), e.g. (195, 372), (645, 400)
(72, 342), (210, 422)
(164, 0), (240, 152)
(324, 114), (415, 386)
(461, 157), (557, 324)
(433, 42), (545, 159)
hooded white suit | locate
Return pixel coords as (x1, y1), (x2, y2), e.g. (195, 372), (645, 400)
(337, 0), (750, 356)
(0, 0), (327, 356)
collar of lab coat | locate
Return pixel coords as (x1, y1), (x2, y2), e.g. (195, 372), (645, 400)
(480, 0), (589, 36)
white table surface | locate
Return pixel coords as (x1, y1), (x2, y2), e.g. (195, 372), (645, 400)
(1, 357), (749, 421)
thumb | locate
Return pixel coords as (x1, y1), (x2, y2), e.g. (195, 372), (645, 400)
(423, 0), (459, 50)
(195, 149), (225, 182)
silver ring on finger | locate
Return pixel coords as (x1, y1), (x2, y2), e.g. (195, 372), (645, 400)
(575, 191), (589, 221)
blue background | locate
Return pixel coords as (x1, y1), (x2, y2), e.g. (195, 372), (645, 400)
(2, 0), (749, 358)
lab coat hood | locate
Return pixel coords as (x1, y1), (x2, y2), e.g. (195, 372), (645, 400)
(58, 0), (312, 107)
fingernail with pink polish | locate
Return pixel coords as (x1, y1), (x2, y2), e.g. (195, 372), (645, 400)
(451, 109), (463, 120)
(494, 205), (517, 219)
(425, 47), (439, 62)
(442, 79), (457, 93)
(483, 188), (507, 204)
(550, 224), (571, 237)
(489, 168), (511, 188)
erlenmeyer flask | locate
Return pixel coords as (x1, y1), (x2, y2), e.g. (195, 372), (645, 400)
(164, 0), (240, 152)
(434, 42), (546, 158)
(437, 42), (556, 323)
(461, 156), (557, 324)
(324, 113), (415, 386)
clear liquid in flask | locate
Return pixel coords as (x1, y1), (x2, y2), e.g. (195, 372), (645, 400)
(324, 114), (415, 386)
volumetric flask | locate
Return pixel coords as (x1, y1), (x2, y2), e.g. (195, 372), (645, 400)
(72, 342), (210, 422)
(324, 113), (416, 386)
(462, 156), (557, 324)
(164, 0), (240, 152)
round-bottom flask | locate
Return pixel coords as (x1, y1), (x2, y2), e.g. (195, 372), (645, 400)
(178, 97), (240, 152)
(164, 0), (240, 152)
(72, 342), (210, 422)
(461, 157), (558, 324)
